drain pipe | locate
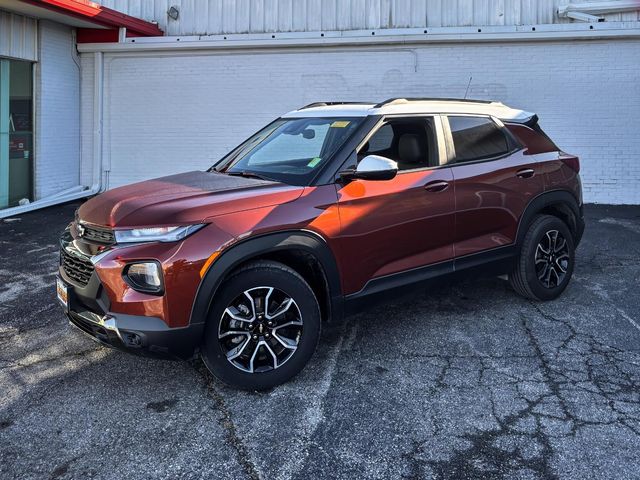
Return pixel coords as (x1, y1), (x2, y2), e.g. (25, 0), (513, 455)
(91, 51), (104, 195)
(558, 1), (640, 22)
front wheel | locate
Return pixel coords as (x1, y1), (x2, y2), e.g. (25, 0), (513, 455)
(201, 260), (321, 390)
(509, 214), (575, 301)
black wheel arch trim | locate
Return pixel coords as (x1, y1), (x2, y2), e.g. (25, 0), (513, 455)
(189, 229), (343, 326)
(516, 189), (584, 247)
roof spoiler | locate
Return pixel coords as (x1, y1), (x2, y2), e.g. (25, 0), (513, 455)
(504, 113), (539, 127)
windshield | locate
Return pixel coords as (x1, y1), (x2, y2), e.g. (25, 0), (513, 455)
(214, 117), (363, 185)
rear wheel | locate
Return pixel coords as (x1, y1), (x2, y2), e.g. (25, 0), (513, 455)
(201, 260), (321, 390)
(509, 215), (575, 301)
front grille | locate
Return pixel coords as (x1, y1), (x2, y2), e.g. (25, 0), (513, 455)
(61, 250), (94, 286)
(79, 223), (115, 245)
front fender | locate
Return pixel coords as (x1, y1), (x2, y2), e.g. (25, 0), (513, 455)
(189, 230), (343, 326)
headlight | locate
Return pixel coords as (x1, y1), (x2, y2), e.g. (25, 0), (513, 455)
(114, 224), (205, 243)
(124, 262), (163, 294)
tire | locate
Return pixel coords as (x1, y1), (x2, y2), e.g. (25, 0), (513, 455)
(201, 260), (321, 390)
(509, 214), (575, 301)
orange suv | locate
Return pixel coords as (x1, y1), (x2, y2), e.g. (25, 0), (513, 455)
(58, 99), (584, 389)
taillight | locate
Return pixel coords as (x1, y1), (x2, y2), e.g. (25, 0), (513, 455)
(561, 156), (580, 173)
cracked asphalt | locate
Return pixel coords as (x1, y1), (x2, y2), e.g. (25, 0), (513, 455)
(1, 202), (639, 480)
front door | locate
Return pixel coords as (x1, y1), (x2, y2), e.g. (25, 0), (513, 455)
(335, 115), (455, 295)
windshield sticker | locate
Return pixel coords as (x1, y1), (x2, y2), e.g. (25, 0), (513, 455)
(330, 120), (351, 128)
(307, 157), (322, 167)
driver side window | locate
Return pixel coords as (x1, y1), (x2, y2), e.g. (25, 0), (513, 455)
(358, 117), (438, 171)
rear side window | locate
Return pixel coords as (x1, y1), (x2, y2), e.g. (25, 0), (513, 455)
(448, 116), (510, 163)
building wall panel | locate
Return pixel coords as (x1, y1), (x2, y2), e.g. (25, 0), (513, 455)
(365, 0), (379, 28)
(503, 0), (521, 25)
(307, 0), (321, 30)
(96, 0), (640, 35)
(426, 0), (442, 27)
(84, 39), (640, 204)
(0, 10), (37, 61)
(321, 0), (337, 31)
(351, 0), (366, 29)
(35, 21), (80, 199)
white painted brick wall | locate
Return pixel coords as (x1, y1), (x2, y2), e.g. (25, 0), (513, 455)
(81, 38), (640, 204)
(35, 21), (80, 199)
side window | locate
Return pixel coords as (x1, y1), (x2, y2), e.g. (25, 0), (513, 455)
(359, 117), (438, 170)
(366, 124), (394, 153)
(448, 116), (510, 163)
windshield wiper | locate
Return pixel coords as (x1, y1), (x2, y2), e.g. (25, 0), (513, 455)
(226, 170), (276, 182)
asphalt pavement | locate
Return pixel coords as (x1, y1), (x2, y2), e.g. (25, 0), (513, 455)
(1, 202), (639, 479)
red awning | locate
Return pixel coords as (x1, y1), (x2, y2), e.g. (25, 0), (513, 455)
(16, 0), (163, 40)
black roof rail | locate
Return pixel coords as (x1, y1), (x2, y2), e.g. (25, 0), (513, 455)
(374, 97), (495, 108)
(299, 101), (373, 110)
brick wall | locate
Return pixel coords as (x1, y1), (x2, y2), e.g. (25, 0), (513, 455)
(82, 38), (640, 204)
(35, 21), (80, 199)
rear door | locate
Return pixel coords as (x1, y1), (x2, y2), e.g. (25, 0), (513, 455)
(443, 115), (544, 258)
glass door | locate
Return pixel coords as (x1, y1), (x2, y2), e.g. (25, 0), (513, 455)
(0, 58), (34, 209)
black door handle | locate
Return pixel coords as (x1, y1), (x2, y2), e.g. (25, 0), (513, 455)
(516, 168), (535, 179)
(424, 180), (449, 192)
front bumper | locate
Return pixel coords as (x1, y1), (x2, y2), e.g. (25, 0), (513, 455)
(58, 228), (203, 360)
(65, 303), (203, 360)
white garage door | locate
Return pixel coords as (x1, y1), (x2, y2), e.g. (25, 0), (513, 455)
(93, 39), (640, 204)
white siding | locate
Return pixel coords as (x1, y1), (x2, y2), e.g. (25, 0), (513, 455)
(81, 38), (640, 204)
(98, 0), (640, 35)
(35, 21), (81, 199)
(0, 10), (37, 61)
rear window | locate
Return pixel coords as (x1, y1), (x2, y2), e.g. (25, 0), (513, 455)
(448, 116), (510, 162)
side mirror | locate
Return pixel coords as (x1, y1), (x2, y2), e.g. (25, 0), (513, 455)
(340, 155), (398, 181)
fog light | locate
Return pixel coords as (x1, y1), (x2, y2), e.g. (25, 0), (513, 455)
(124, 262), (163, 294)
(122, 332), (143, 348)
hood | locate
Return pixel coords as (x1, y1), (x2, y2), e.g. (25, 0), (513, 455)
(78, 171), (304, 228)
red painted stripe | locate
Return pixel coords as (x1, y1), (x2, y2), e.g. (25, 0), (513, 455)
(76, 28), (146, 43)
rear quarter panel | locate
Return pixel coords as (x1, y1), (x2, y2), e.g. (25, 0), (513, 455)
(540, 155), (583, 205)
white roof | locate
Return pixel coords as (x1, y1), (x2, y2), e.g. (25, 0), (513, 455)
(282, 99), (534, 123)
